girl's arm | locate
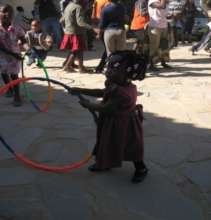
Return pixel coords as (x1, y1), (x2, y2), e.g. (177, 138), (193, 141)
(79, 98), (119, 114)
(71, 87), (104, 97)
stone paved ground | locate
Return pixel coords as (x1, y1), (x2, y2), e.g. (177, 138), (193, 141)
(0, 41), (211, 220)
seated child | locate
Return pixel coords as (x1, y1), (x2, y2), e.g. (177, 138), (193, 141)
(71, 50), (148, 183)
(25, 20), (53, 66)
(0, 4), (29, 107)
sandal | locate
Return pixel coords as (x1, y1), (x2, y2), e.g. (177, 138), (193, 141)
(131, 167), (148, 183)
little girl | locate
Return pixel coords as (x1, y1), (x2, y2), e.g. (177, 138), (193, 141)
(0, 4), (28, 106)
(71, 50), (148, 183)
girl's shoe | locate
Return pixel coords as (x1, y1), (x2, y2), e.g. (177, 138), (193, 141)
(131, 167), (148, 183)
(5, 90), (13, 98)
(13, 98), (22, 107)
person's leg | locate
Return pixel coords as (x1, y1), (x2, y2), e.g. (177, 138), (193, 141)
(104, 29), (116, 56)
(26, 49), (36, 66)
(1, 73), (13, 97)
(131, 161), (148, 183)
(50, 17), (63, 47)
(115, 29), (126, 52)
(10, 74), (22, 107)
(63, 52), (75, 72)
(75, 50), (84, 72)
(148, 27), (161, 70)
(95, 35), (107, 72)
(160, 28), (172, 68)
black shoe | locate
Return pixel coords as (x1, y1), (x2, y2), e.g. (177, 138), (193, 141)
(131, 167), (148, 183)
(13, 99), (22, 107)
(88, 164), (110, 172)
(148, 64), (159, 72)
(161, 62), (172, 69)
(5, 90), (13, 98)
(93, 68), (103, 73)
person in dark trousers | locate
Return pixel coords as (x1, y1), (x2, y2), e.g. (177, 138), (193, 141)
(181, 0), (197, 44)
(91, 0), (111, 73)
(70, 50), (148, 183)
(37, 0), (63, 47)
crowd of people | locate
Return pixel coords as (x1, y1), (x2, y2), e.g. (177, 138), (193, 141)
(0, 1), (210, 183)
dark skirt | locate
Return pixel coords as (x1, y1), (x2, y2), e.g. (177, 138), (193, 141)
(93, 105), (144, 169)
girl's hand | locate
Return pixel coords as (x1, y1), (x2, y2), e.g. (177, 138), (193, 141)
(79, 98), (90, 109)
(70, 87), (81, 95)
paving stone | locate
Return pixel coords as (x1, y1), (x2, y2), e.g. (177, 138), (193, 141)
(188, 142), (211, 162)
(0, 127), (44, 160)
(57, 139), (91, 164)
(25, 139), (64, 162)
(182, 161), (211, 192)
(22, 114), (55, 128)
(206, 193), (211, 204)
(145, 136), (191, 167)
(0, 199), (50, 220)
(0, 168), (36, 186)
(88, 164), (203, 220)
(37, 177), (93, 220)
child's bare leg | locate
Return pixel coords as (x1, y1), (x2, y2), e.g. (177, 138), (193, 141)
(10, 74), (22, 107)
(1, 73), (13, 97)
(63, 53), (75, 72)
(75, 50), (84, 71)
(76, 51), (91, 73)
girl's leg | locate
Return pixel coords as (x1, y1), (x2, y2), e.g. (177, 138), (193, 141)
(1, 73), (13, 97)
(10, 74), (22, 107)
(131, 161), (148, 183)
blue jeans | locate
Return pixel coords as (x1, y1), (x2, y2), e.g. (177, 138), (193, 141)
(41, 17), (63, 47)
(27, 48), (47, 65)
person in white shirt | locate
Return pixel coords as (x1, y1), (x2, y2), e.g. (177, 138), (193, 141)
(148, 0), (171, 71)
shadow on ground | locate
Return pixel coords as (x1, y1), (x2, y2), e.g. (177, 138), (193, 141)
(0, 77), (211, 219)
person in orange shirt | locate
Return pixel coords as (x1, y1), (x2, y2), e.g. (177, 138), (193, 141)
(130, 0), (149, 57)
(92, 0), (111, 24)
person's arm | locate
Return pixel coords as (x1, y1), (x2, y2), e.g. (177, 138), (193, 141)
(79, 97), (119, 114)
(76, 6), (92, 29)
(71, 87), (105, 97)
(91, 1), (97, 20)
(150, 0), (166, 9)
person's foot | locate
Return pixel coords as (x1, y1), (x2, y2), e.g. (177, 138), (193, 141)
(131, 167), (148, 183)
(26, 58), (35, 66)
(79, 68), (93, 73)
(13, 97), (22, 107)
(161, 62), (172, 69)
(88, 163), (111, 172)
(93, 67), (103, 73)
(63, 66), (76, 73)
(148, 64), (159, 72)
(5, 89), (13, 98)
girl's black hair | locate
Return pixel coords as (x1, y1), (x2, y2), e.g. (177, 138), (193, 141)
(107, 50), (148, 81)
